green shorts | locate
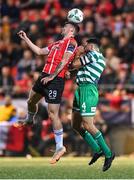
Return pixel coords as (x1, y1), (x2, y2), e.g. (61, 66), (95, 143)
(73, 84), (99, 116)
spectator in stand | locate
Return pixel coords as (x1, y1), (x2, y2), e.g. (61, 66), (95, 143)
(123, 0), (134, 13)
(105, 47), (121, 71)
(18, 50), (35, 78)
(114, 0), (125, 15)
(129, 64), (134, 84)
(0, 66), (14, 95)
(82, 7), (95, 24)
(83, 20), (96, 37)
(34, 10), (45, 35)
(0, 96), (16, 122)
(113, 15), (124, 37)
(71, 0), (85, 9)
(1, 16), (11, 42)
(115, 64), (130, 90)
(60, 109), (81, 155)
(97, 0), (114, 16)
(43, 0), (61, 21)
(99, 65), (117, 90)
(34, 56), (45, 72)
(28, 24), (41, 43)
(1, 0), (20, 23)
(14, 73), (32, 97)
(37, 118), (54, 156)
(99, 30), (113, 53)
(17, 11), (31, 32)
(118, 35), (134, 64)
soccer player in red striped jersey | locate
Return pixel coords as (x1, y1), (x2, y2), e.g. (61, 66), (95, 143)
(18, 22), (79, 163)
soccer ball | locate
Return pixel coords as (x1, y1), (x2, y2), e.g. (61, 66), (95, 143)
(67, 8), (84, 24)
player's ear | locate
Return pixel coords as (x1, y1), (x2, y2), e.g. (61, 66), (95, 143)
(71, 27), (75, 35)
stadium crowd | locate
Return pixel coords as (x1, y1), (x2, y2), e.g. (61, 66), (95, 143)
(0, 0), (134, 156)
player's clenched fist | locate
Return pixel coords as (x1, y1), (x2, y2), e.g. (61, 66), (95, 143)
(17, 30), (27, 40)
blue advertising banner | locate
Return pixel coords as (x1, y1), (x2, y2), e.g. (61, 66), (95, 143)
(99, 99), (132, 125)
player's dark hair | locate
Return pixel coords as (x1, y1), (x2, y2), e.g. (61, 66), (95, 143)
(87, 37), (100, 47)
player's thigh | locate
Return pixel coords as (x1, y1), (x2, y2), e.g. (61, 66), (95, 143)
(72, 111), (82, 130)
(79, 85), (98, 117)
(28, 89), (43, 104)
(73, 88), (80, 112)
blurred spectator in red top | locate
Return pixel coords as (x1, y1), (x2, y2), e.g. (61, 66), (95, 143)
(14, 73), (32, 97)
(37, 118), (54, 156)
(97, 0), (114, 16)
(108, 90), (122, 110)
(43, 0), (61, 21)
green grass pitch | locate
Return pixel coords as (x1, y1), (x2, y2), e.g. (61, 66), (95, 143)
(0, 157), (134, 179)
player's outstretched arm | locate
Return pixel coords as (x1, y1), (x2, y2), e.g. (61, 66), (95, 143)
(17, 30), (49, 56)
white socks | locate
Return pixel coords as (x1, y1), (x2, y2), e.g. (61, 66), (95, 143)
(53, 129), (63, 151)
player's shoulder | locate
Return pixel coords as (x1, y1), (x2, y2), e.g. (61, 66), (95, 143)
(62, 37), (77, 46)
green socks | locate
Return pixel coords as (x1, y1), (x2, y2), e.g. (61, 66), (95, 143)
(94, 131), (112, 158)
(80, 129), (101, 154)
(80, 129), (112, 158)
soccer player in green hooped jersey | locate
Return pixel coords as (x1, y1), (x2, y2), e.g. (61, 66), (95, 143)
(71, 37), (115, 172)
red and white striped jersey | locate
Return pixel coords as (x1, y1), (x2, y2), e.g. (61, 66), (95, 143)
(43, 37), (77, 78)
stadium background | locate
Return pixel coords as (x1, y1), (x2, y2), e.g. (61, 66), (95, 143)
(0, 0), (134, 158)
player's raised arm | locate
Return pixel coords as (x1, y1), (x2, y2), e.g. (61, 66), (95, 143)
(17, 30), (49, 56)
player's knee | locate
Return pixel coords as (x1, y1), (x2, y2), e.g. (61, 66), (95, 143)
(82, 120), (91, 129)
(48, 110), (57, 121)
(27, 98), (34, 106)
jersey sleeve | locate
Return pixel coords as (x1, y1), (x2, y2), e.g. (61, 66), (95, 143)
(65, 39), (77, 54)
(41, 43), (54, 54)
(47, 43), (54, 51)
(80, 53), (91, 65)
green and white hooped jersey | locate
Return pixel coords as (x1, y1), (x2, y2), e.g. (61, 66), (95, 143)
(76, 50), (106, 85)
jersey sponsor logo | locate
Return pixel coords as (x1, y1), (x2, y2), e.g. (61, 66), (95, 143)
(91, 107), (96, 112)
